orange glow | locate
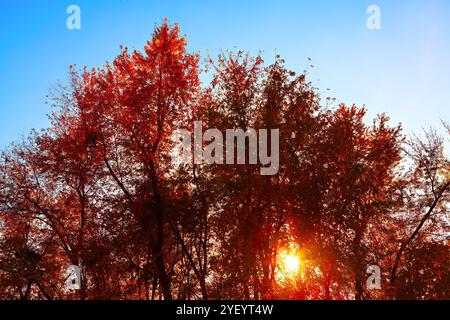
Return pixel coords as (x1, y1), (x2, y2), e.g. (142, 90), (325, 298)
(276, 246), (302, 281)
(284, 254), (300, 274)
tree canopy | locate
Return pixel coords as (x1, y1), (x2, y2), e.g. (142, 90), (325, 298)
(0, 22), (448, 300)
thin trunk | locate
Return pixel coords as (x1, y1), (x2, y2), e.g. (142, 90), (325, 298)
(149, 161), (172, 300)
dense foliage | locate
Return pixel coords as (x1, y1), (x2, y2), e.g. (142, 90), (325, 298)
(0, 22), (448, 300)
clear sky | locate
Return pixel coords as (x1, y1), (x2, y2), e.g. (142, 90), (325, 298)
(1, 0), (449, 149)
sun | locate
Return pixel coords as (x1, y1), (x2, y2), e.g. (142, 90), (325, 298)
(284, 254), (300, 274)
(276, 246), (302, 281)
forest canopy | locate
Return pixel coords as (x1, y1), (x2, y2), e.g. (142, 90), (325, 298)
(0, 21), (448, 300)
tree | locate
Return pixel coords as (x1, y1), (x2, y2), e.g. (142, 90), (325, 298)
(389, 128), (449, 299)
(1, 21), (447, 300)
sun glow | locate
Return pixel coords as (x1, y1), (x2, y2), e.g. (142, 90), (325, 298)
(276, 246), (302, 281)
(284, 254), (300, 274)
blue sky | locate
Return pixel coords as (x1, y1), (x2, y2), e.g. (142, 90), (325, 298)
(1, 0), (449, 148)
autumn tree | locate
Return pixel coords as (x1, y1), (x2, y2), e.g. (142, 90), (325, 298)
(0, 21), (447, 301)
(388, 127), (449, 299)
